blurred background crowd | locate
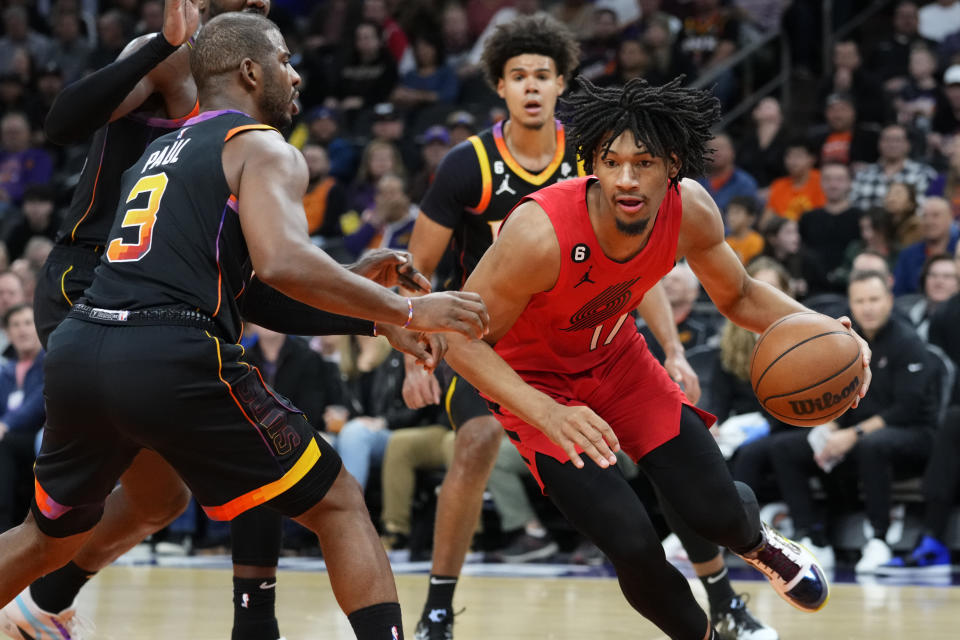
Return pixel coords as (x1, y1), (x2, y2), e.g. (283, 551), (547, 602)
(0, 0), (959, 575)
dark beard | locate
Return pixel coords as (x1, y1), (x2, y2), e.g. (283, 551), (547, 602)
(615, 217), (649, 236)
(260, 73), (292, 130)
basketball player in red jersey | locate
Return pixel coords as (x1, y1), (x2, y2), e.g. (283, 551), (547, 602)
(405, 16), (776, 640)
(441, 76), (873, 640)
(2, 3), (447, 640)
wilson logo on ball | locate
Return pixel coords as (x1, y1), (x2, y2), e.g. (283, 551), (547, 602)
(786, 376), (860, 415)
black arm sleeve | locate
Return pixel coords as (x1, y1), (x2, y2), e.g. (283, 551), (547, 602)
(418, 139), (483, 228)
(44, 33), (179, 145)
(238, 277), (375, 337)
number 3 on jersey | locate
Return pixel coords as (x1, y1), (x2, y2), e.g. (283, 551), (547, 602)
(106, 173), (168, 263)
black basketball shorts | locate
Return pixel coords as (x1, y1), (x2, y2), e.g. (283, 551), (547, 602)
(33, 244), (101, 349)
(437, 361), (494, 430)
(33, 318), (341, 537)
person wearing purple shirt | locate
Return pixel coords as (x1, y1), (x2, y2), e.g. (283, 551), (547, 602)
(0, 113), (52, 207)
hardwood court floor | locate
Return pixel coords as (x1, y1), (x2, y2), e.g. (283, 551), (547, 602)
(76, 566), (959, 639)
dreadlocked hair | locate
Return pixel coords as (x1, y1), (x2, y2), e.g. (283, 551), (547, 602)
(560, 76), (721, 187)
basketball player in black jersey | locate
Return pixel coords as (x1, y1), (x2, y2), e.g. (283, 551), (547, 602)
(0, 4), (472, 640)
(0, 13), (489, 639)
(404, 16), (776, 640)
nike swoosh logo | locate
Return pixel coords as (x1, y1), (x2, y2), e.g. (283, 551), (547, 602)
(259, 581), (277, 590)
(706, 567), (729, 584)
(429, 577), (458, 585)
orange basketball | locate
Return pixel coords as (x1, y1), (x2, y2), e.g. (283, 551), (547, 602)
(750, 311), (864, 427)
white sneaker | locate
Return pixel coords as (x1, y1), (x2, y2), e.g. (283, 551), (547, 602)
(799, 537), (835, 570)
(855, 538), (893, 574)
(0, 588), (93, 639)
(758, 502), (793, 539)
(661, 533), (689, 564)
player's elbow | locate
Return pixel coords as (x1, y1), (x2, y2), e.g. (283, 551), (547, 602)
(250, 253), (300, 293)
(43, 109), (76, 146)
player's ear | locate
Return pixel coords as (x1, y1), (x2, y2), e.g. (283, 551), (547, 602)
(667, 153), (681, 180)
(496, 76), (506, 100)
(556, 72), (566, 96)
(240, 57), (259, 89)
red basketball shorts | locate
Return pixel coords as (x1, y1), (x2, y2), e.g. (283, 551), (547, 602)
(492, 337), (716, 491)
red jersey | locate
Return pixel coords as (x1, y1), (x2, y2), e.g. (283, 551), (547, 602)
(494, 177), (683, 376)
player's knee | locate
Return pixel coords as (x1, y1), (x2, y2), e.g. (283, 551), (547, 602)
(138, 482), (190, 530)
(601, 527), (662, 568)
(455, 417), (502, 463)
(20, 516), (91, 573)
(317, 466), (367, 515)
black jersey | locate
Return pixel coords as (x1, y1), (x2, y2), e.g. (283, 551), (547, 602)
(56, 108), (198, 248)
(85, 110), (272, 342)
(419, 119), (583, 288)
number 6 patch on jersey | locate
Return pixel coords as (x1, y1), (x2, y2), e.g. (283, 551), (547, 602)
(106, 172), (169, 263)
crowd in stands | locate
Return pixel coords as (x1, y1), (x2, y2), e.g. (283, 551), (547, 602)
(0, 0), (959, 575)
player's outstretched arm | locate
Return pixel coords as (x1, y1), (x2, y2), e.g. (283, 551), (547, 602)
(679, 179), (806, 333)
(443, 202), (619, 469)
(678, 179), (871, 402)
(231, 131), (488, 338)
(45, 0), (199, 144)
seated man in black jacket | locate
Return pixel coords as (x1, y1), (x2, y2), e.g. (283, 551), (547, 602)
(769, 269), (936, 573)
(878, 248), (960, 575)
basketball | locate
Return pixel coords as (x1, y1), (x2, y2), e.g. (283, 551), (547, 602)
(750, 311), (864, 427)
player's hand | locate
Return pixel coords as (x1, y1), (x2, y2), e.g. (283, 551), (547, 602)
(349, 249), (430, 293)
(402, 352), (442, 408)
(162, 0), (199, 47)
(664, 352), (701, 404)
(408, 292), (489, 339)
(541, 404), (619, 470)
(379, 325), (446, 372)
(0, 422), (7, 442)
(837, 316), (872, 409)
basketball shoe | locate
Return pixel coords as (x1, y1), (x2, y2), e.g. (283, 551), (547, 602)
(414, 607), (453, 640)
(0, 588), (93, 639)
(710, 594), (779, 640)
(875, 535), (951, 577)
(855, 538), (893, 574)
(737, 522), (829, 612)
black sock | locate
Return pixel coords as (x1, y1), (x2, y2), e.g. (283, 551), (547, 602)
(421, 574), (457, 619)
(232, 576), (279, 640)
(30, 562), (96, 613)
(700, 566), (736, 614)
(348, 602), (403, 640)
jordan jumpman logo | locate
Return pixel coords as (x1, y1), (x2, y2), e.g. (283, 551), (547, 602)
(574, 266), (595, 288)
